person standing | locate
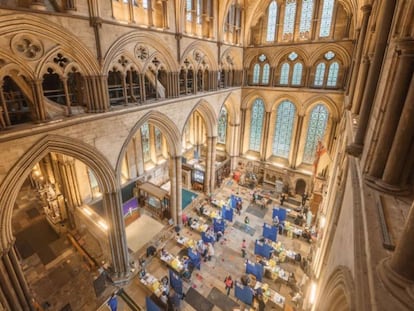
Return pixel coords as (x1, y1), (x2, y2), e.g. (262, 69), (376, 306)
(224, 275), (233, 296)
(241, 239), (247, 258)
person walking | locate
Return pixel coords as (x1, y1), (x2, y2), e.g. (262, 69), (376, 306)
(241, 239), (247, 258)
(224, 275), (233, 296)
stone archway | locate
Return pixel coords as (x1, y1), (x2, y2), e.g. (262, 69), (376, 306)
(0, 135), (129, 310)
(295, 179), (307, 196)
(116, 110), (182, 225)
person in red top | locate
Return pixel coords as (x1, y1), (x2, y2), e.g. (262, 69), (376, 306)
(224, 275), (233, 296)
(241, 239), (247, 258)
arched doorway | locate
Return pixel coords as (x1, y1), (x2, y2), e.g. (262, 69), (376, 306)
(295, 179), (307, 196)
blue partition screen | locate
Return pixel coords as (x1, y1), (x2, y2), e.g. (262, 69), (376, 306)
(188, 248), (201, 270)
(169, 269), (183, 295)
(145, 296), (162, 311)
(272, 207), (287, 222)
(235, 282), (253, 305)
(213, 218), (226, 232)
(201, 232), (215, 244)
(263, 223), (278, 241)
(221, 207), (233, 222)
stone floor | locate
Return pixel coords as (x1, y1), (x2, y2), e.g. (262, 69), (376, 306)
(13, 178), (312, 311)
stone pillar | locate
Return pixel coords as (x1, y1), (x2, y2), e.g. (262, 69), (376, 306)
(85, 76), (110, 112)
(348, 4), (372, 105)
(347, 0), (397, 156)
(380, 73), (414, 187)
(290, 115), (304, 169)
(261, 111), (271, 161)
(169, 156), (182, 225)
(389, 201), (414, 280)
(0, 245), (33, 310)
(0, 81), (11, 126)
(103, 191), (130, 280)
(56, 156), (82, 228)
(30, 79), (47, 122)
(379, 200), (414, 308)
(205, 136), (217, 193)
(62, 77), (72, 115)
(351, 55), (370, 115)
(64, 0), (76, 11)
(239, 108), (247, 154)
(139, 73), (146, 103)
(368, 41), (414, 179)
(30, 0), (46, 10)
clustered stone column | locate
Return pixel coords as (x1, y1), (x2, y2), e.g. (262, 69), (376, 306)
(347, 0), (397, 156)
(379, 200), (414, 308)
(290, 114), (304, 169)
(348, 4), (372, 111)
(102, 191), (130, 280)
(0, 245), (33, 310)
(169, 156), (182, 225)
(204, 136), (217, 194)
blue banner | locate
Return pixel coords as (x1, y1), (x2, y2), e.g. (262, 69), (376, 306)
(254, 240), (274, 259)
(188, 248), (201, 270)
(245, 259), (264, 281)
(145, 296), (162, 311)
(272, 207), (287, 222)
(263, 223), (278, 242)
(234, 281), (253, 305)
(213, 218), (226, 233)
(201, 231), (215, 244)
(169, 269), (183, 295)
(230, 195), (243, 209)
(221, 207), (233, 222)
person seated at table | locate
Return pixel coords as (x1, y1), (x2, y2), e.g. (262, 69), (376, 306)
(294, 213), (304, 226)
(161, 276), (169, 295)
(302, 228), (312, 242)
(256, 293), (266, 311)
(187, 216), (194, 227)
(273, 215), (280, 227)
(241, 274), (251, 286)
(160, 248), (169, 258)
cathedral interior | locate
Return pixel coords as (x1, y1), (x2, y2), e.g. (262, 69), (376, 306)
(0, 0), (413, 310)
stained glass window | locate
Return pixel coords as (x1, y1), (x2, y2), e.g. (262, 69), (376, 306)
(292, 63), (303, 85)
(299, 0), (314, 37)
(280, 63), (290, 85)
(141, 122), (150, 162)
(262, 64), (270, 84)
(218, 107), (228, 144)
(303, 104), (329, 163)
(142, 0), (148, 9)
(319, 0), (335, 37)
(283, 0), (297, 38)
(314, 63), (325, 86)
(327, 61), (339, 86)
(273, 101), (296, 158)
(288, 52), (298, 61)
(253, 64), (260, 84)
(155, 127), (162, 154)
(249, 99), (265, 152)
(266, 1), (278, 42)
(186, 0), (192, 21)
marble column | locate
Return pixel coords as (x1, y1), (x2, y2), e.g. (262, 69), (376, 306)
(347, 0), (397, 156)
(348, 4), (372, 106)
(381, 73), (414, 187)
(368, 42), (414, 179)
(103, 191), (130, 280)
(0, 245), (33, 310)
